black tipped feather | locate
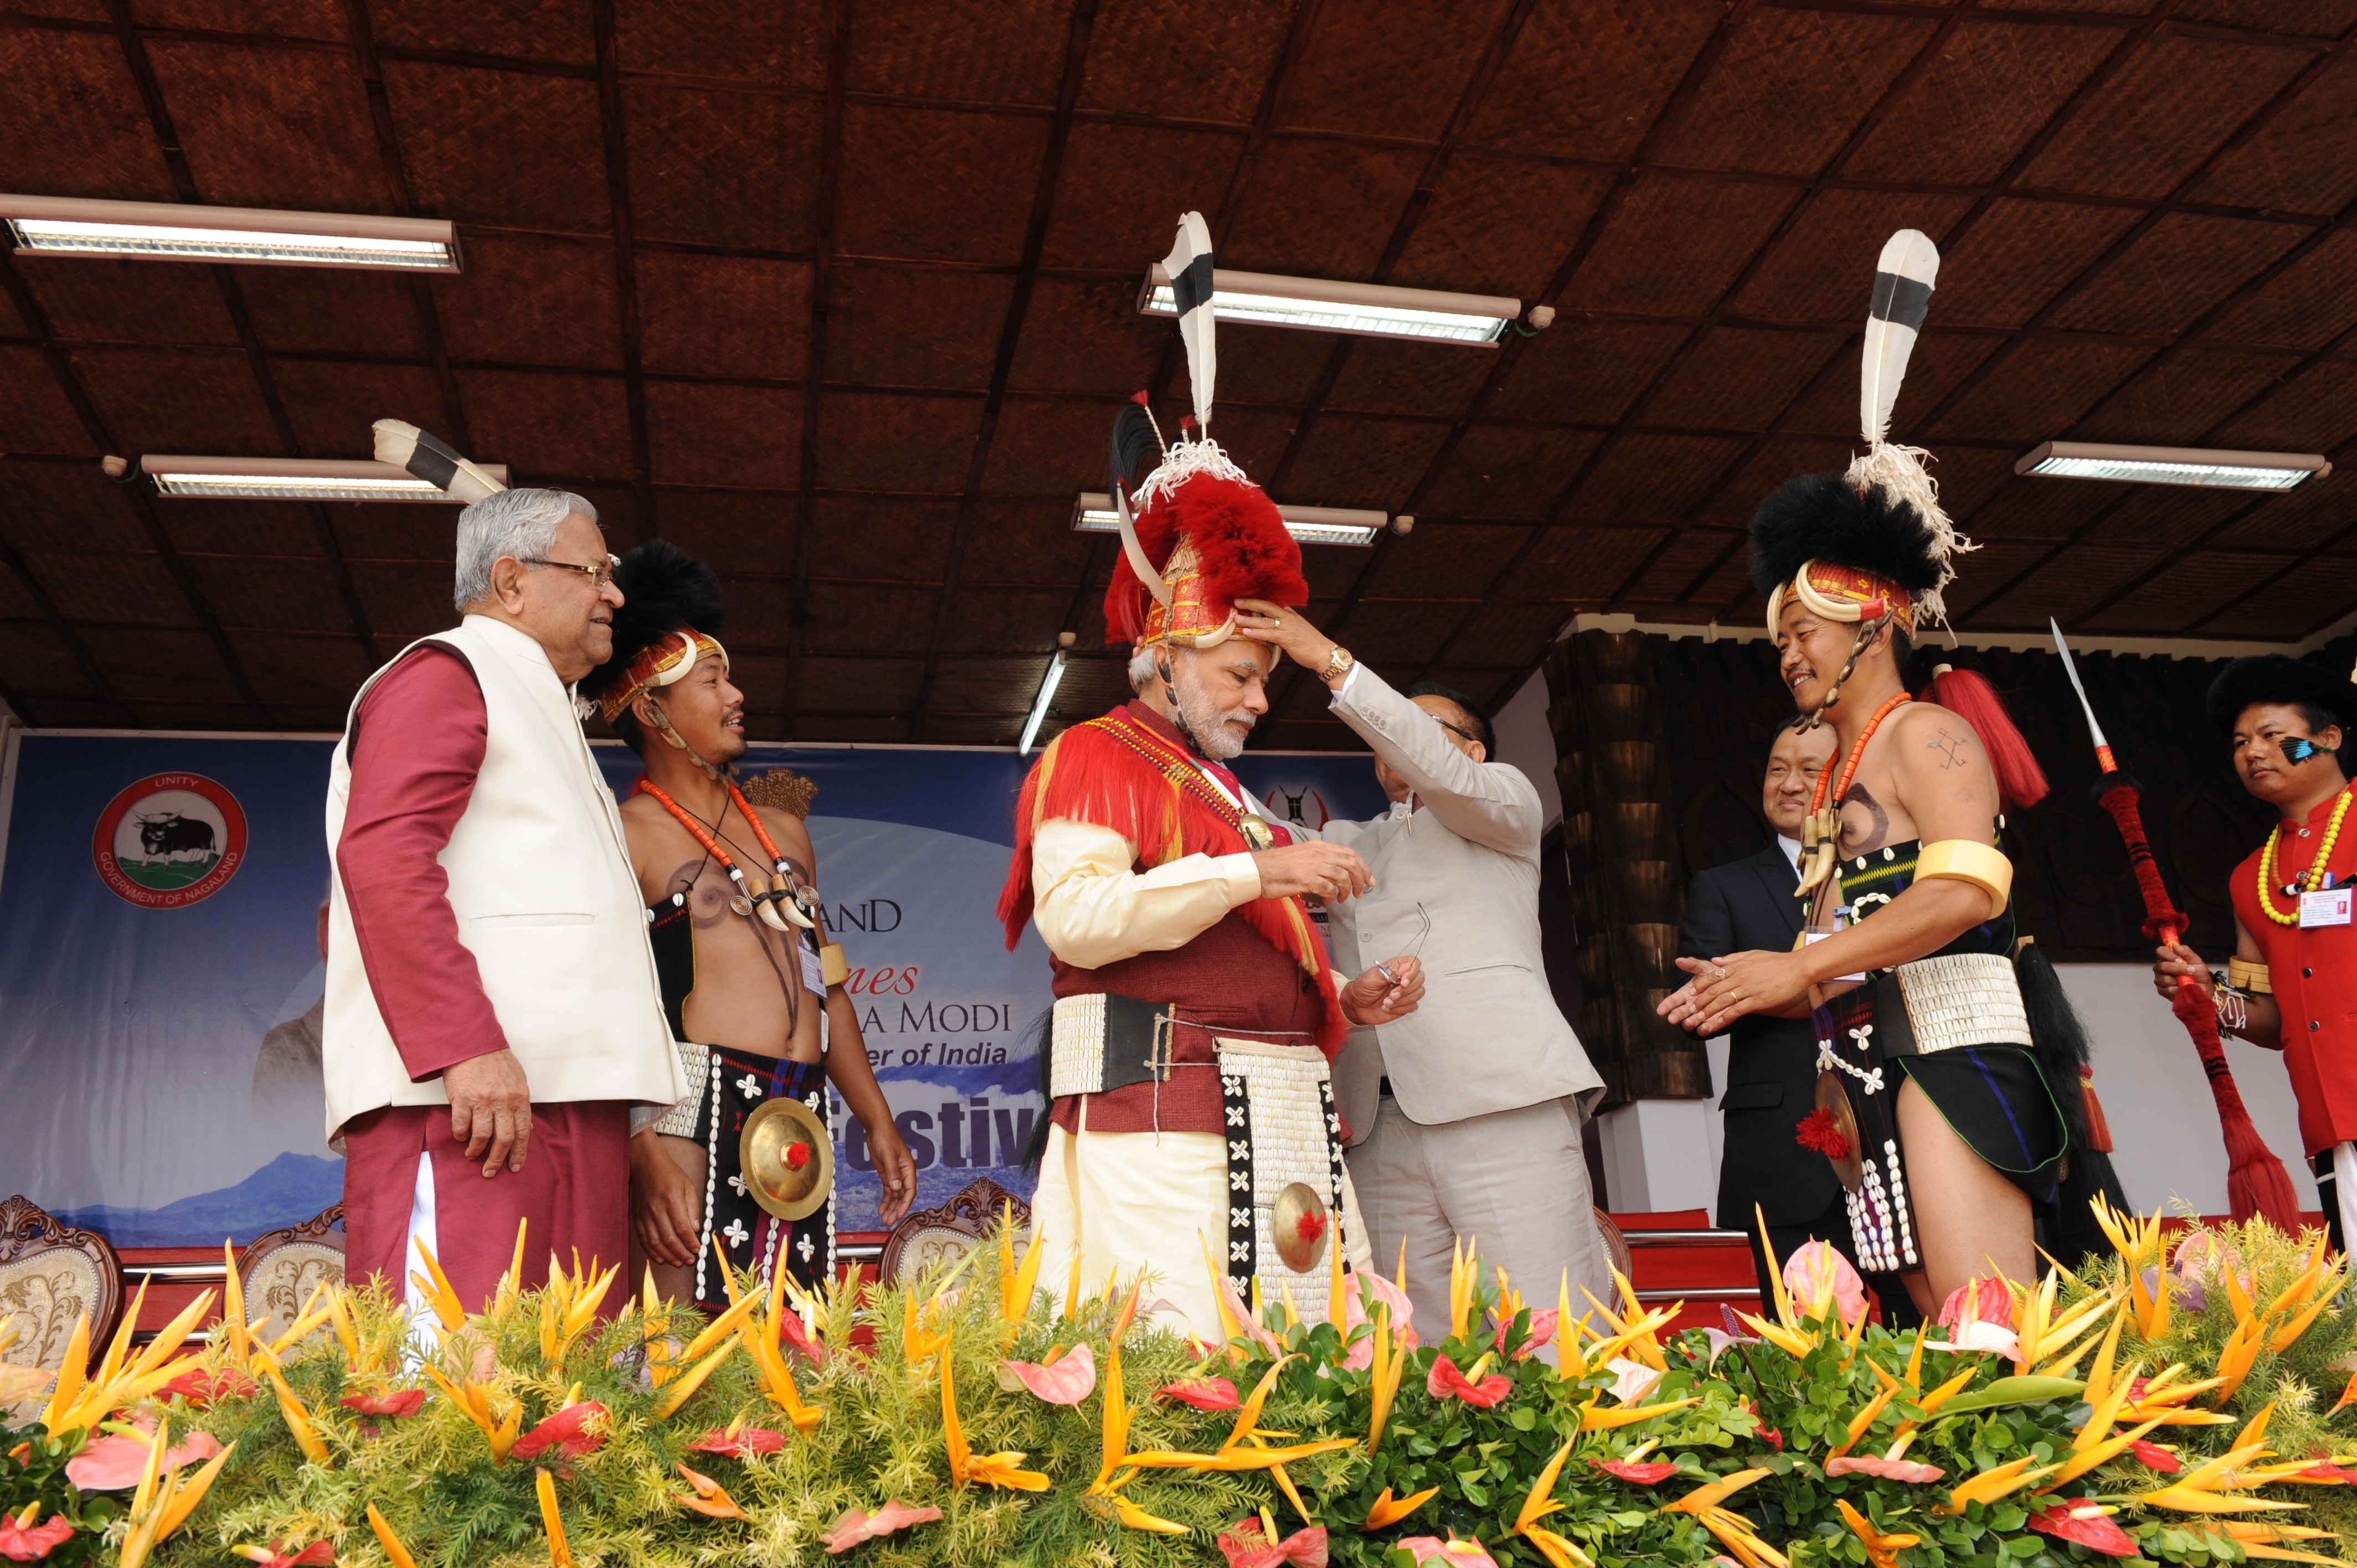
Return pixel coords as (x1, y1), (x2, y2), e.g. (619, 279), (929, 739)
(1747, 472), (1944, 604)
(1109, 401), (1163, 497)
(583, 539), (724, 706)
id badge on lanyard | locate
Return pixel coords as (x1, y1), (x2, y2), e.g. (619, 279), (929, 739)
(2301, 886), (2353, 929)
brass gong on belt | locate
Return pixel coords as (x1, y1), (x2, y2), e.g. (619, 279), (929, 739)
(740, 1096), (834, 1221)
(1813, 1071), (1865, 1194)
(1271, 1181), (1329, 1273)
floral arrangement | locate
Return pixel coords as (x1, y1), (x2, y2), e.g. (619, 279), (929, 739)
(4, 1198), (2356, 1568)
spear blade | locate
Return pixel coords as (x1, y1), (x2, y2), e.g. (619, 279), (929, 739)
(2050, 618), (2116, 771)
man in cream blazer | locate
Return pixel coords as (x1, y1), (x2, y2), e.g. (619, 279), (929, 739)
(1237, 601), (1609, 1333)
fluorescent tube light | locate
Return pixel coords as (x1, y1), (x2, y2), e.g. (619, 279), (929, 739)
(1072, 493), (1383, 546)
(2015, 441), (2330, 491)
(2, 195), (460, 271)
(1019, 650), (1068, 756)
(142, 455), (510, 501)
(1139, 264), (1516, 345)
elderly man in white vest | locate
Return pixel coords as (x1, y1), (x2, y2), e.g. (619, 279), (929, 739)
(326, 488), (685, 1314)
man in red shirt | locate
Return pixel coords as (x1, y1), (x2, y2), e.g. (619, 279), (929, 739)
(2154, 654), (2357, 1248)
(327, 488), (685, 1316)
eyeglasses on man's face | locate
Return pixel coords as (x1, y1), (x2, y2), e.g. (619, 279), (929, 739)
(519, 553), (621, 590)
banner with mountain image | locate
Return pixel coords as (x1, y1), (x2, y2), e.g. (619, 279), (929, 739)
(0, 728), (1386, 1248)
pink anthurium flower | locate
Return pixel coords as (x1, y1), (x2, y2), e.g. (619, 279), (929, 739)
(1159, 1377), (1242, 1411)
(0, 1512), (74, 1563)
(1783, 1240), (1867, 1327)
(1497, 1306), (1558, 1358)
(230, 1541), (336, 1567)
(1606, 1357), (1664, 1404)
(2029, 1504), (2138, 1556)
(340, 1389), (428, 1418)
(1825, 1456), (1946, 1483)
(65, 1428), (223, 1491)
(1002, 1343), (1097, 1405)
(1929, 1277), (2019, 1355)
(162, 1367), (255, 1408)
(511, 1400), (608, 1462)
(778, 1308), (829, 1368)
(1593, 1457), (1681, 1484)
(689, 1426), (789, 1457)
(2130, 1441), (2180, 1474)
(1394, 1535), (1499, 1568)
(1218, 1517), (1329, 1568)
(1426, 1354), (1511, 1408)
(822, 1500), (942, 1554)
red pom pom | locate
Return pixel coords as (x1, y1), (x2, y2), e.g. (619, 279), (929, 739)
(1295, 1210), (1325, 1242)
(1795, 1107), (1852, 1159)
(1926, 666), (2050, 811)
(786, 1141), (811, 1170)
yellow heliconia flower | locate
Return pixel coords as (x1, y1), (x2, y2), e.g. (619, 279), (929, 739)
(1329, 1225), (1350, 1329)
(1939, 1456), (2062, 1515)
(39, 1291), (213, 1440)
(1363, 1484), (1441, 1530)
(939, 1331), (1051, 1491)
(1449, 1235), (1479, 1343)
(677, 1287), (762, 1366)
(117, 1415), (238, 1568)
(1515, 1433), (1576, 1535)
(537, 1467), (574, 1567)
(1663, 1468), (1787, 1568)
(538, 1249), (617, 1369)
(1835, 1498), (1918, 1568)
(1201, 1232), (1249, 1352)
(2093, 1197), (2171, 1339)
(1368, 1303), (1407, 1456)
(367, 1502), (420, 1568)
(1090, 1341), (1135, 1491)
(261, 1364), (332, 1466)
(488, 1219), (529, 1324)
(999, 1203), (1046, 1342)
(425, 1365), (523, 1461)
(1223, 1355), (1295, 1452)
(671, 1461), (746, 1518)
(1581, 1394), (1699, 1432)
(1104, 1484), (1189, 1535)
(641, 1265), (677, 1388)
(408, 1238), (467, 1335)
(737, 1314), (824, 1432)
(1829, 1371), (1901, 1459)
(2220, 1521), (2348, 1564)
(650, 1338), (740, 1422)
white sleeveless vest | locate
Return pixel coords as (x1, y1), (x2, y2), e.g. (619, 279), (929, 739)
(321, 615), (686, 1145)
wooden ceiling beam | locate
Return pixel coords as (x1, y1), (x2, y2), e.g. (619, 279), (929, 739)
(0, 524), (135, 727)
(905, 0), (1103, 743)
(784, 0), (852, 741)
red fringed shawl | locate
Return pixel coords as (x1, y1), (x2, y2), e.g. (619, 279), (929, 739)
(998, 703), (1347, 1053)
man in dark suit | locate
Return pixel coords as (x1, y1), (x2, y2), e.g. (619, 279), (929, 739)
(1681, 718), (1918, 1325)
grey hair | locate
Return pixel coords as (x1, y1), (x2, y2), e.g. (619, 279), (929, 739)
(452, 488), (597, 611)
(1127, 644), (1161, 693)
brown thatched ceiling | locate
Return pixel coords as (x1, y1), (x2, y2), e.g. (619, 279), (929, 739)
(1, 0), (2352, 746)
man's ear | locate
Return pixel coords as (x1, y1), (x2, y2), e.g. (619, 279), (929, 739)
(488, 555), (528, 612)
(1467, 741), (1489, 765)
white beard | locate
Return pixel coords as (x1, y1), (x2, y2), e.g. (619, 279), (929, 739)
(1175, 677), (1254, 761)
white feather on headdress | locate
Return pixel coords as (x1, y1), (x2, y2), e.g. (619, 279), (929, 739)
(1843, 229), (1972, 627)
(372, 418), (506, 504)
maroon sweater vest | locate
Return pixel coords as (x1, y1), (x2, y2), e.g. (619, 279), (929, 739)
(1048, 907), (1329, 1136)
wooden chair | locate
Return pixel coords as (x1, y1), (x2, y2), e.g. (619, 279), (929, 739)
(1594, 1208), (1634, 1282)
(234, 1205), (344, 1347)
(878, 1178), (1029, 1288)
(0, 1195), (123, 1405)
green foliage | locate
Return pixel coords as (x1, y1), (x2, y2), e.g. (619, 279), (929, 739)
(7, 1218), (2353, 1567)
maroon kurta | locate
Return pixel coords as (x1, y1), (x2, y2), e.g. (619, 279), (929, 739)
(336, 644), (630, 1308)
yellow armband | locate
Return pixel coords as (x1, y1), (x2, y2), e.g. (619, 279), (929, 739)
(821, 943), (848, 988)
(2228, 957), (2272, 995)
(1914, 839), (2011, 919)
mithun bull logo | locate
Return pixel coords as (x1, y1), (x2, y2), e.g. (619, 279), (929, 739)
(94, 773), (248, 909)
(132, 811), (218, 864)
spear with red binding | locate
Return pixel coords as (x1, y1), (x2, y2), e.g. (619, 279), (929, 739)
(2051, 619), (2301, 1230)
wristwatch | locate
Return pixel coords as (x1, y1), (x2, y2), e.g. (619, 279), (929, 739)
(1320, 644), (1356, 686)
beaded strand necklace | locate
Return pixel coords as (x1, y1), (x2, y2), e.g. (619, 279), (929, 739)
(639, 777), (817, 930)
(2256, 785), (2355, 926)
(1795, 692), (1912, 902)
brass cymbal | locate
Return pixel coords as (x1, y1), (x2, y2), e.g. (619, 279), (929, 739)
(740, 1096), (833, 1221)
(1813, 1071), (1864, 1193)
(1270, 1181), (1329, 1274)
